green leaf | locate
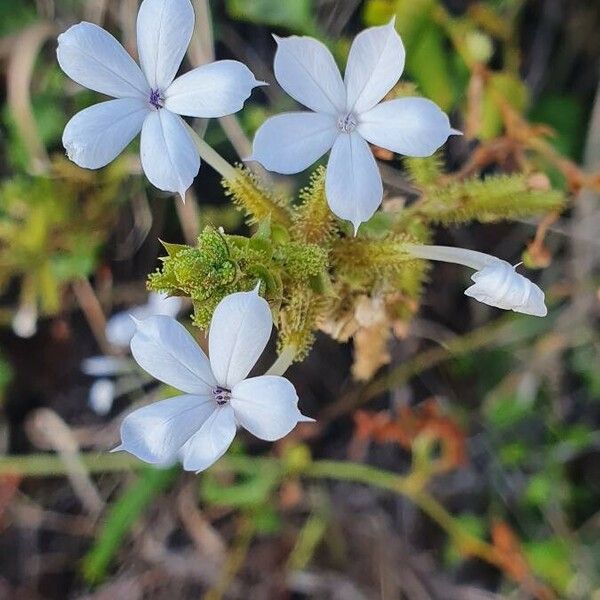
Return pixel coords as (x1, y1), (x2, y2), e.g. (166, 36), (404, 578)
(201, 464), (280, 508)
(523, 538), (573, 593)
(485, 394), (533, 429)
(480, 72), (529, 140)
(529, 94), (586, 160)
(225, 0), (316, 34)
(499, 441), (527, 467)
(82, 466), (178, 585)
(524, 472), (554, 507)
(406, 26), (456, 111)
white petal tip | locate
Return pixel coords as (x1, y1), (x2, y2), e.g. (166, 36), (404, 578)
(272, 34), (283, 44)
(388, 16), (397, 26)
(255, 80), (269, 88)
(242, 155), (254, 163)
(129, 315), (143, 328)
(351, 221), (362, 237)
(110, 445), (125, 453)
(299, 415), (316, 423)
(252, 282), (262, 294)
(450, 128), (463, 136)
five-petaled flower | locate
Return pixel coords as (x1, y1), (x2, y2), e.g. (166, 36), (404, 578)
(57, 0), (263, 198)
(114, 288), (313, 472)
(249, 19), (460, 233)
(407, 245), (548, 317)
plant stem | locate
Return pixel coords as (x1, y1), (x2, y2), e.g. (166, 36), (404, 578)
(0, 451), (555, 598)
(0, 453), (141, 476)
(265, 344), (297, 376)
(186, 124), (238, 182)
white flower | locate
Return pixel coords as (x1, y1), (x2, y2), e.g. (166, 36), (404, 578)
(114, 288), (313, 472)
(406, 244), (548, 317)
(105, 292), (182, 349)
(57, 0), (262, 197)
(249, 20), (459, 232)
(12, 303), (37, 338)
(89, 378), (116, 416)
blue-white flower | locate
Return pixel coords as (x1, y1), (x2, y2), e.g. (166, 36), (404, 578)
(114, 289), (313, 472)
(57, 0), (262, 197)
(250, 20), (459, 232)
(407, 245), (548, 317)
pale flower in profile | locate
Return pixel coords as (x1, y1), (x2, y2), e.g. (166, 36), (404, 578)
(114, 288), (313, 472)
(407, 244), (548, 317)
(250, 20), (460, 232)
(57, 0), (262, 197)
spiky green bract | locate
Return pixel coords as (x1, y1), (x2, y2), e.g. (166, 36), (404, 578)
(148, 226), (329, 332)
(331, 235), (426, 295)
(222, 165), (292, 227)
(148, 149), (565, 366)
(292, 166), (338, 246)
(404, 157), (565, 225)
(404, 154), (444, 187)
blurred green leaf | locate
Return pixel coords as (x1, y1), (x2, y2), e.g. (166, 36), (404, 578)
(524, 472), (554, 507)
(480, 72), (528, 139)
(252, 504), (283, 535)
(485, 394), (533, 429)
(530, 94), (586, 160)
(83, 466), (177, 585)
(225, 0), (316, 34)
(570, 346), (600, 398)
(0, 0), (36, 36)
(523, 537), (573, 593)
(499, 441), (527, 467)
(201, 463), (280, 508)
(406, 26), (455, 111)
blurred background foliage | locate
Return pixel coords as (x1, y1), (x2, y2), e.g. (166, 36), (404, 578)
(0, 0), (598, 599)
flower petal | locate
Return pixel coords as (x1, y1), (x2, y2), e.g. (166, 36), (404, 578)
(140, 109), (200, 197)
(130, 315), (216, 394)
(62, 98), (149, 169)
(57, 22), (149, 99)
(465, 263), (548, 317)
(209, 289), (272, 389)
(136, 0), (195, 90)
(325, 132), (383, 233)
(358, 98), (455, 157)
(231, 376), (303, 441)
(344, 20), (405, 114)
(165, 60), (262, 118)
(250, 112), (337, 174)
(117, 394), (215, 465)
(180, 404), (237, 472)
(273, 35), (346, 115)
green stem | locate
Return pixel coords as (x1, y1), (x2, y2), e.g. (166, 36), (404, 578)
(265, 344), (297, 377)
(186, 123), (237, 182)
(0, 451), (553, 596)
(0, 453), (141, 476)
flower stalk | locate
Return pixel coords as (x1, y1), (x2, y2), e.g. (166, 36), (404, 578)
(405, 243), (497, 270)
(265, 344), (298, 377)
(186, 123), (238, 182)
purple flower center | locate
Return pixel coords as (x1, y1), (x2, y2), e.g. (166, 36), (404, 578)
(212, 386), (232, 406)
(149, 88), (164, 109)
(337, 113), (358, 133)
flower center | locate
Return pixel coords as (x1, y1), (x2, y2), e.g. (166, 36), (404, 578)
(212, 386), (232, 406)
(337, 113), (358, 133)
(149, 88), (164, 110)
